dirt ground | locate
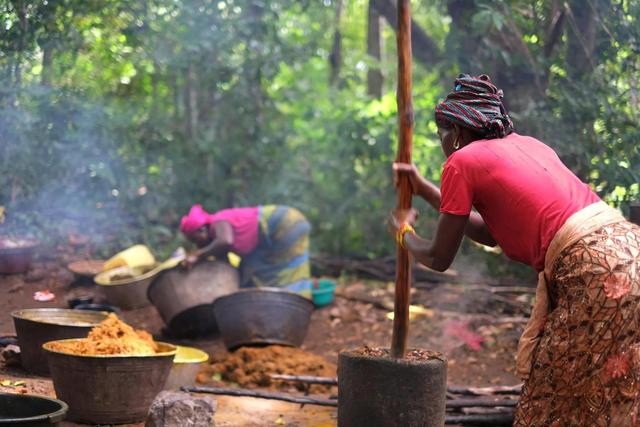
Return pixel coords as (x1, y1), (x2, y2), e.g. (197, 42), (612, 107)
(0, 250), (531, 426)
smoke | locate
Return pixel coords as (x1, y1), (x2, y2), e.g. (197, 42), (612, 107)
(0, 0), (245, 255)
(0, 84), (136, 251)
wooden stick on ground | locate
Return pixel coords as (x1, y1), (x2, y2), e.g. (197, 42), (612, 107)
(335, 290), (394, 310)
(445, 398), (517, 408)
(184, 386), (518, 410)
(391, 0), (414, 359)
(270, 374), (338, 385)
(445, 412), (514, 425)
(182, 386), (338, 407)
(270, 374), (523, 397)
(447, 384), (522, 396)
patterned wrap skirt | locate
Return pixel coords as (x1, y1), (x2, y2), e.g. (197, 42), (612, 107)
(515, 202), (640, 426)
(238, 205), (312, 297)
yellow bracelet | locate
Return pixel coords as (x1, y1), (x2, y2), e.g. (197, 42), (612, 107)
(396, 223), (415, 249)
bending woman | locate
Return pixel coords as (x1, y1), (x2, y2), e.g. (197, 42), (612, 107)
(180, 204), (312, 296)
(391, 74), (640, 426)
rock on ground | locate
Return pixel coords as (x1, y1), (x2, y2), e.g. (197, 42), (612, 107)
(146, 391), (216, 427)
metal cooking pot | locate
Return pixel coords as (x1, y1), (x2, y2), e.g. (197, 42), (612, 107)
(94, 266), (156, 309)
(0, 393), (68, 426)
(147, 260), (239, 338)
(43, 340), (176, 424)
(0, 239), (39, 274)
(11, 309), (109, 375)
(213, 288), (314, 350)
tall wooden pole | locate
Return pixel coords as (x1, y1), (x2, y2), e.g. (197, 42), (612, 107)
(391, 0), (413, 359)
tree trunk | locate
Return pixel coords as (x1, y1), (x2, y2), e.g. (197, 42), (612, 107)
(566, 0), (597, 75)
(40, 43), (54, 87)
(631, 61), (639, 115)
(247, 1), (266, 139)
(445, 0), (545, 135)
(367, 0), (384, 98)
(184, 65), (198, 139)
(446, 0), (480, 73)
(329, 0), (344, 86)
(372, 0), (441, 66)
(543, 0), (566, 59)
(189, 65), (199, 137)
(559, 0), (604, 181)
(171, 72), (181, 125)
(150, 62), (159, 119)
(14, 3), (28, 88)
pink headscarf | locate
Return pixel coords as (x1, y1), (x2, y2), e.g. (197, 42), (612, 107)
(180, 204), (213, 234)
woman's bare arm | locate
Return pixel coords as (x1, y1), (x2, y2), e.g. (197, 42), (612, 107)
(195, 221), (234, 258)
(402, 213), (468, 272)
(393, 162), (497, 247)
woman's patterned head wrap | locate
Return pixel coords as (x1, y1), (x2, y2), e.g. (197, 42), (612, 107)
(435, 74), (514, 139)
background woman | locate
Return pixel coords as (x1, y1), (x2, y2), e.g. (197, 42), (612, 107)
(391, 74), (640, 426)
(180, 204), (312, 297)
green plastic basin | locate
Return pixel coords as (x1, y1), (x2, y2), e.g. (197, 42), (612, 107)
(312, 279), (336, 307)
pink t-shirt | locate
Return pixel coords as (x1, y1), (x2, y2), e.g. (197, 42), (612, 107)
(439, 133), (600, 271)
(208, 207), (260, 255)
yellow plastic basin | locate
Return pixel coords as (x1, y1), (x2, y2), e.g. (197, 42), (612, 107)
(103, 245), (156, 272)
(173, 345), (209, 364)
(164, 346), (209, 390)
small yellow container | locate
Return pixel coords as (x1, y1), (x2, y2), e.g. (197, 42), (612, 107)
(163, 346), (209, 390)
(102, 245), (156, 271)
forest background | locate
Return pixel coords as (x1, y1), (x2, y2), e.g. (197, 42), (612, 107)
(1, 0), (638, 274)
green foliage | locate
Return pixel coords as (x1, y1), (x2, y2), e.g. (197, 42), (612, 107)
(0, 0), (638, 269)
(452, 0), (640, 204)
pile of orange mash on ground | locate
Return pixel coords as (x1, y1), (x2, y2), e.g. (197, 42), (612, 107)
(48, 313), (159, 356)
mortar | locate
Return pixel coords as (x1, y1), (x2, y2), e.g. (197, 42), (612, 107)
(338, 348), (446, 427)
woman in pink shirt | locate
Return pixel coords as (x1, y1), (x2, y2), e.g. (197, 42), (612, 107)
(391, 74), (640, 426)
(179, 205), (312, 296)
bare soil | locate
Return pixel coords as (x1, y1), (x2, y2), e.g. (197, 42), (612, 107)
(0, 248), (530, 426)
(201, 345), (337, 394)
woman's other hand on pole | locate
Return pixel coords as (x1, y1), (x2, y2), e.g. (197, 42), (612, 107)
(392, 162), (420, 194)
(393, 162), (442, 209)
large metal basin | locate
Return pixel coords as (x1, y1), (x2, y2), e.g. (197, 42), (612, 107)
(0, 393), (68, 426)
(11, 309), (109, 375)
(94, 266), (155, 309)
(148, 260), (239, 338)
(43, 340), (176, 424)
(213, 288), (314, 350)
